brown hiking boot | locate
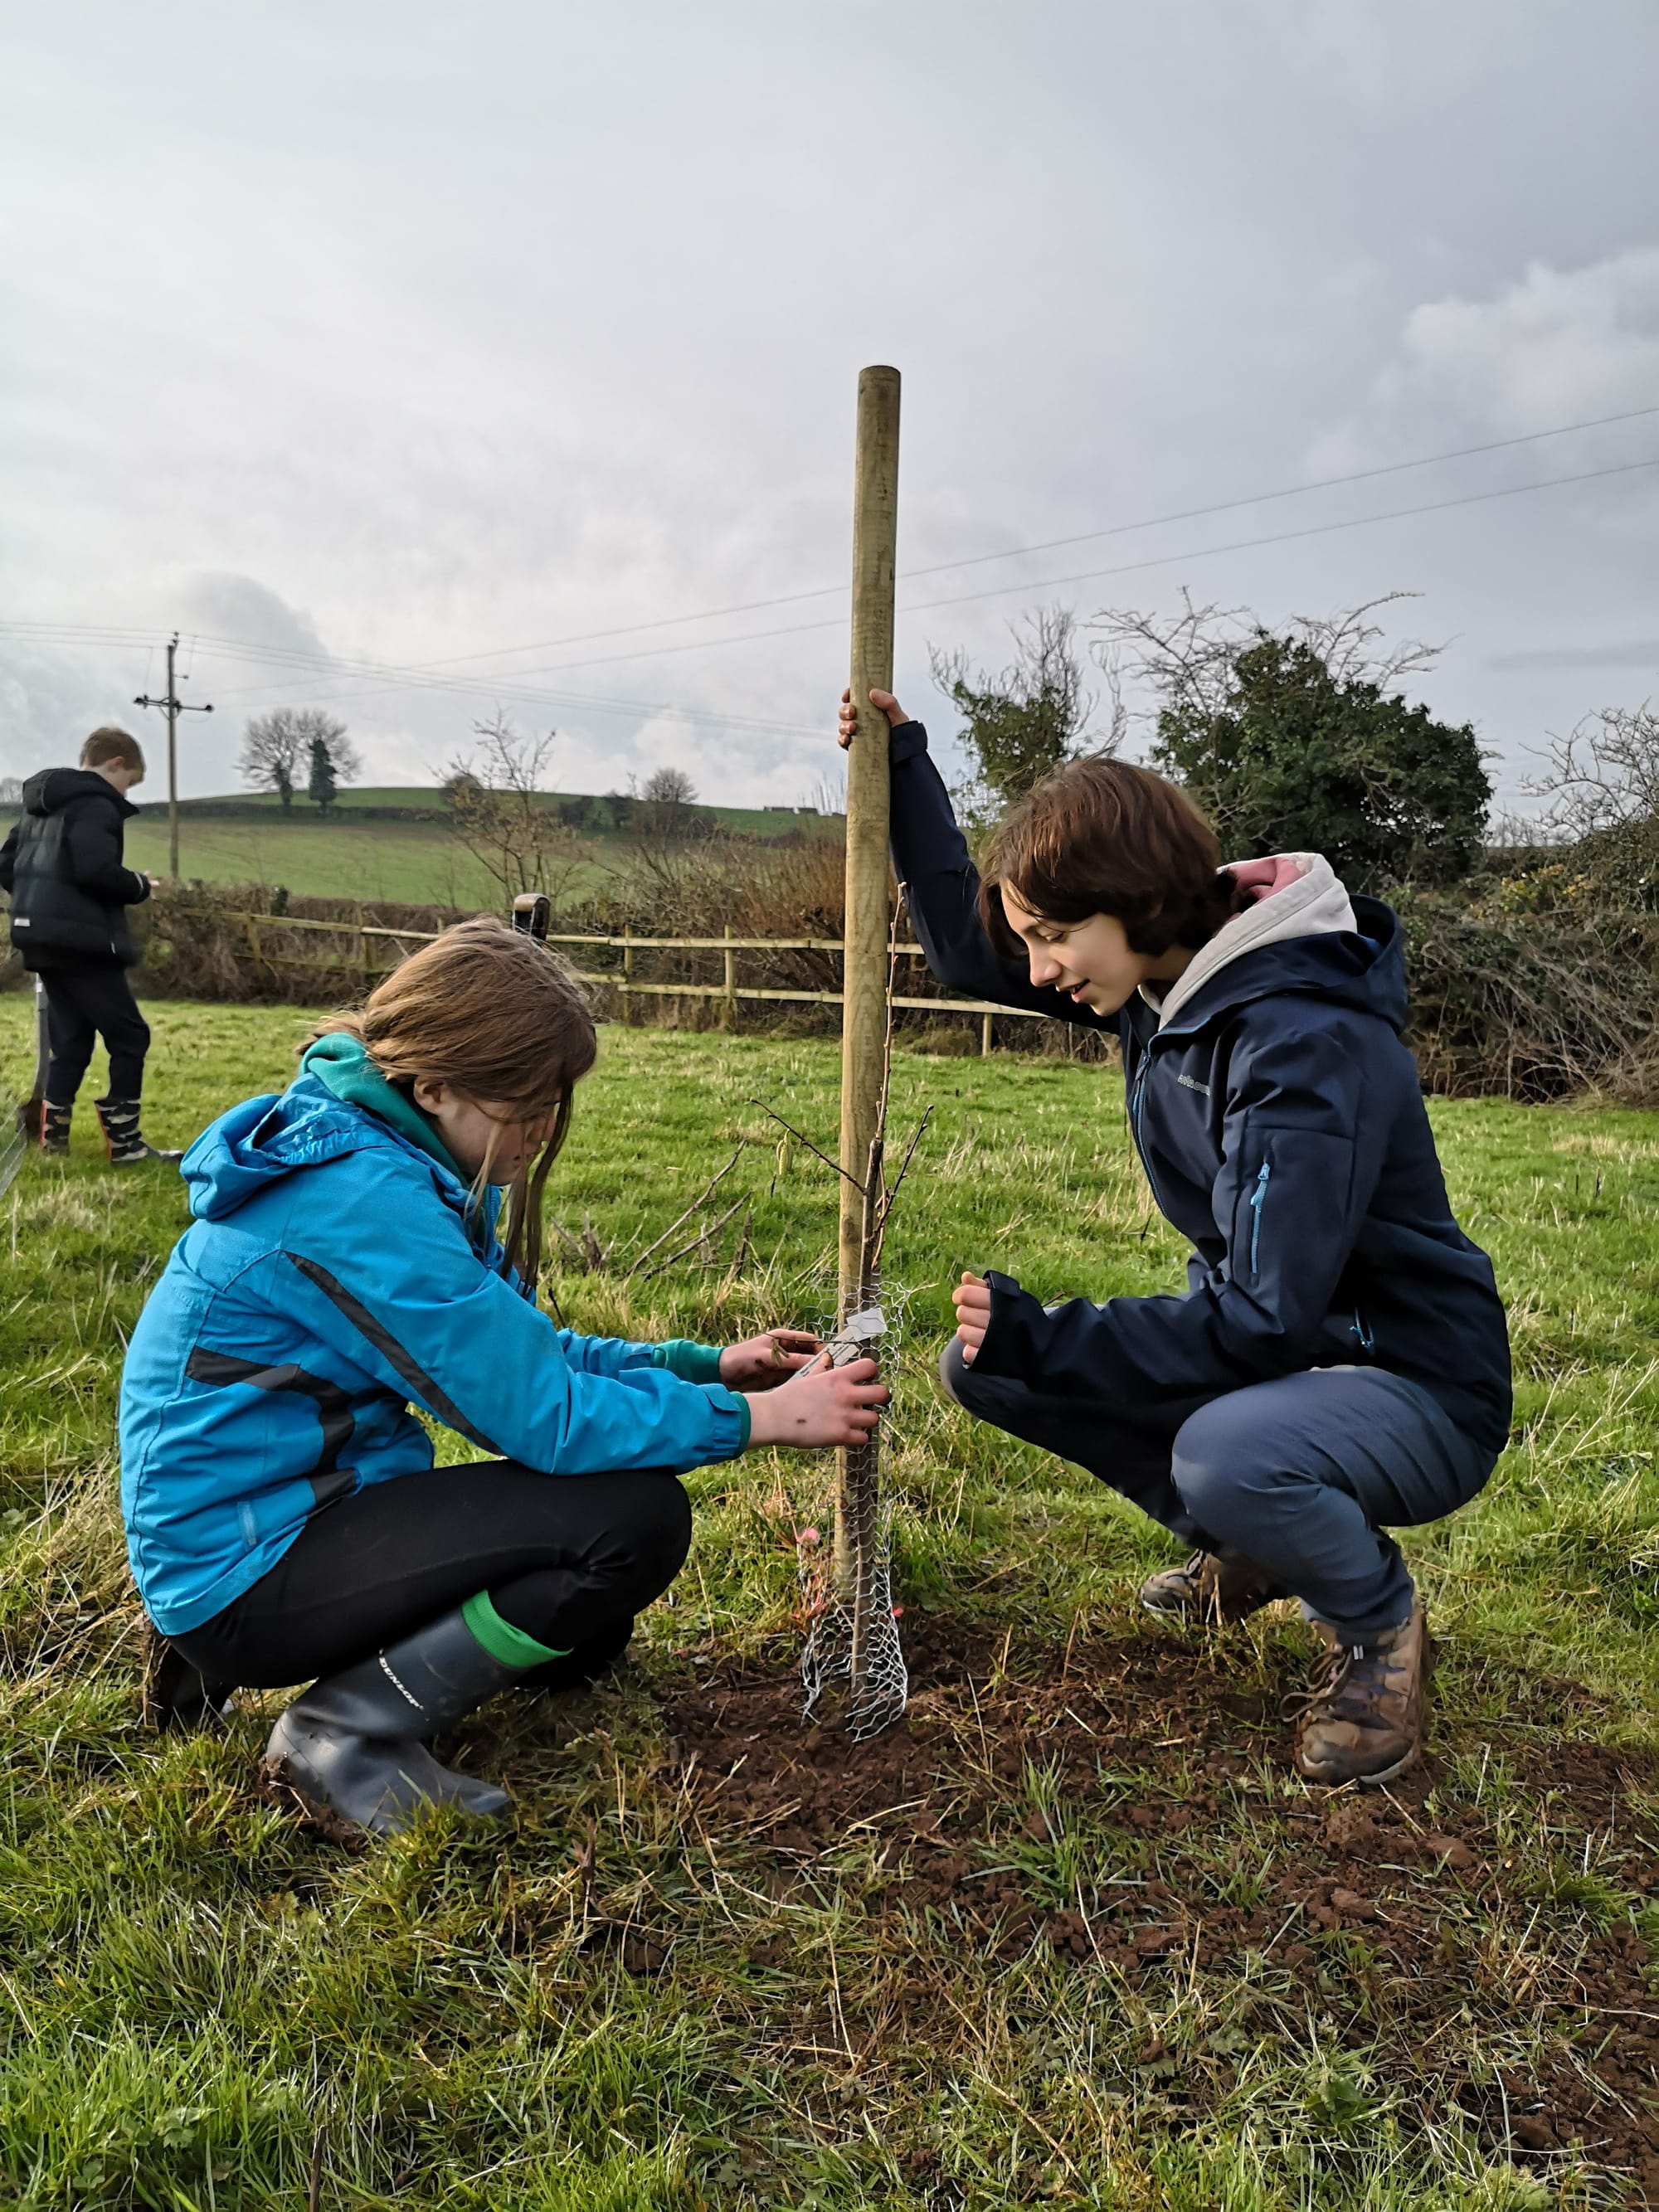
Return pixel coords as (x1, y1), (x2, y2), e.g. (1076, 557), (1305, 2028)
(1139, 1547), (1287, 1626)
(1293, 1599), (1432, 1787)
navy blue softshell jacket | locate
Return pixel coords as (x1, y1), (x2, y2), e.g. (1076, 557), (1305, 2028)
(887, 722), (1512, 1455)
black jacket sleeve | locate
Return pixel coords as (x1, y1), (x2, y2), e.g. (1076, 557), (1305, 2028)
(66, 799), (149, 907)
(973, 1017), (1389, 1408)
(887, 721), (1114, 1028)
(0, 821), (17, 897)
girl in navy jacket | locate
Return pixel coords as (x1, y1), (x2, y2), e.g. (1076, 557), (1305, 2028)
(841, 688), (1511, 1787)
(120, 917), (885, 1835)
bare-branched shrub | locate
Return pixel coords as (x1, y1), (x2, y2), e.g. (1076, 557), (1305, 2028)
(1401, 889), (1659, 1103)
(443, 714), (586, 903)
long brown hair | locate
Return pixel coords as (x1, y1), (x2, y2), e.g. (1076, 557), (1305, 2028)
(313, 916), (597, 1288)
(980, 755), (1241, 958)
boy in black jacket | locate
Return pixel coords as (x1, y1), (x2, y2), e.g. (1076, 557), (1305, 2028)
(840, 687), (1511, 1787)
(0, 725), (178, 1164)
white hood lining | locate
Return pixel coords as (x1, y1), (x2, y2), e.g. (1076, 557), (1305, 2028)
(1147, 853), (1358, 1030)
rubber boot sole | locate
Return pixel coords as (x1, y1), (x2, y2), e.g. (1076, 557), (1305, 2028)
(255, 1755), (373, 1848)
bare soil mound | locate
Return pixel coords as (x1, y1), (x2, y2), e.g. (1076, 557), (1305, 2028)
(660, 1612), (1659, 2196)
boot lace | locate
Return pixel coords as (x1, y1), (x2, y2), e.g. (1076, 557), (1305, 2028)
(1280, 1638), (1372, 1724)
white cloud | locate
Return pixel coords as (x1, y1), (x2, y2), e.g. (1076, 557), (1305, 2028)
(1313, 250), (1659, 465)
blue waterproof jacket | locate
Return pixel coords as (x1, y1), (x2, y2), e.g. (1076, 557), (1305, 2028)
(119, 1068), (752, 1636)
(887, 722), (1512, 1454)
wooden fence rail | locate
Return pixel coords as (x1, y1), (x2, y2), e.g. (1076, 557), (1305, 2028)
(223, 912), (1045, 1055)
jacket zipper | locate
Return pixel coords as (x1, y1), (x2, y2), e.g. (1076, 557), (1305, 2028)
(1248, 1159), (1271, 1276)
(1128, 1047), (1166, 1216)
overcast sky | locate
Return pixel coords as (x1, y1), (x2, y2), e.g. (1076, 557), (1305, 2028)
(2, 2), (1656, 812)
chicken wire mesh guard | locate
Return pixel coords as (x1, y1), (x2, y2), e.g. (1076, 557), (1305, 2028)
(798, 1296), (910, 1741)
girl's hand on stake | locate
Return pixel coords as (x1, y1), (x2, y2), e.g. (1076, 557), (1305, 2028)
(838, 686), (908, 749)
(744, 1351), (888, 1450)
(952, 1271), (991, 1365)
(719, 1328), (821, 1390)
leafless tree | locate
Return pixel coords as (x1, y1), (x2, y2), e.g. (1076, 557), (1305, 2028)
(443, 713), (585, 903)
(929, 606), (1107, 832)
(641, 764), (696, 807)
(628, 763), (701, 840)
(1091, 589), (1443, 743)
(240, 708), (360, 809)
(1520, 703), (1659, 840)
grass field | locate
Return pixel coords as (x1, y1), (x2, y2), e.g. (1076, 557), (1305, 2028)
(122, 789), (839, 906)
(124, 815), (516, 906)
(2, 1005), (1657, 2209)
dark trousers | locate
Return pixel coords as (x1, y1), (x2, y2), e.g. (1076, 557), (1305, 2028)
(169, 1461), (693, 1689)
(38, 961), (150, 1106)
(941, 1340), (1496, 1641)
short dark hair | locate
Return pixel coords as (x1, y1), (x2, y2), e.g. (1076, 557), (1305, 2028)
(980, 755), (1239, 958)
(80, 726), (146, 775)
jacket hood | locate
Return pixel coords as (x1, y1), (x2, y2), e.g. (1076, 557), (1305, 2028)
(298, 1030), (462, 1179)
(22, 767), (138, 819)
(180, 1071), (474, 1223)
(1147, 853), (1406, 1037)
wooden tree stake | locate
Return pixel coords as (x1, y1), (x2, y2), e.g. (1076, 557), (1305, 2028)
(834, 365), (901, 1608)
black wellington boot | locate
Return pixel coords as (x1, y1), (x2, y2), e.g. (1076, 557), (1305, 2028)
(39, 1101), (72, 1156)
(94, 1096), (182, 1165)
(261, 1607), (518, 1838)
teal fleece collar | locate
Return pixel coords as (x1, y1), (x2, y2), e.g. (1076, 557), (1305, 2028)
(299, 1032), (465, 1179)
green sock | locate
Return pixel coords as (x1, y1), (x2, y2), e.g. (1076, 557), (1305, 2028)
(461, 1589), (572, 1669)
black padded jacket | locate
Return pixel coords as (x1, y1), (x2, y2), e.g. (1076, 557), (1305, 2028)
(0, 769), (151, 968)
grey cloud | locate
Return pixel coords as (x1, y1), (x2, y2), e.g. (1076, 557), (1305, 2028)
(1489, 641), (1659, 673)
(2, 2), (1657, 804)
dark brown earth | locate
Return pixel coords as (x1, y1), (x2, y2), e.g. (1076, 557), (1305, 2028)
(657, 1611), (1659, 2200)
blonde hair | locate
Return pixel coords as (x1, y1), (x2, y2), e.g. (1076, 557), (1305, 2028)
(314, 916), (597, 1288)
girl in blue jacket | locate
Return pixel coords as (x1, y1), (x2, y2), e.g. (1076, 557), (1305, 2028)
(841, 688), (1511, 1789)
(119, 917), (885, 1835)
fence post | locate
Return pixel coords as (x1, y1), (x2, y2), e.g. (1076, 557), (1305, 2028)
(621, 926), (635, 1024)
(721, 924), (737, 1031)
(834, 363), (900, 1621)
(981, 1011), (993, 1058)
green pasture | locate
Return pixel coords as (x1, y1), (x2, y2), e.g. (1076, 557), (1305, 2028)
(124, 814), (519, 906)
(1, 1003), (1656, 2208)
(121, 788), (839, 905)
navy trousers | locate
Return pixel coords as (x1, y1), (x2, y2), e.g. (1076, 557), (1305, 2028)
(941, 1340), (1496, 1641)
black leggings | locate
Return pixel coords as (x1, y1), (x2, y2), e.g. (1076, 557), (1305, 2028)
(170, 1461), (693, 1689)
(40, 961), (150, 1104)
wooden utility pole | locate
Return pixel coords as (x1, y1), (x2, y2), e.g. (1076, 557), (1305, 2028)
(834, 365), (900, 1612)
(134, 634), (214, 878)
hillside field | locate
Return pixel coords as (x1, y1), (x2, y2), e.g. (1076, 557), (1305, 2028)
(1, 1004), (1657, 2208)
(122, 788), (840, 905)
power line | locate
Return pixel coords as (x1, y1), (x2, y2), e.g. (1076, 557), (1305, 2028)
(39, 398), (1652, 710)
(0, 620), (830, 738)
(227, 399), (1659, 678)
(5, 410), (1656, 719)
(437, 450), (1659, 681)
(148, 441), (1659, 717)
